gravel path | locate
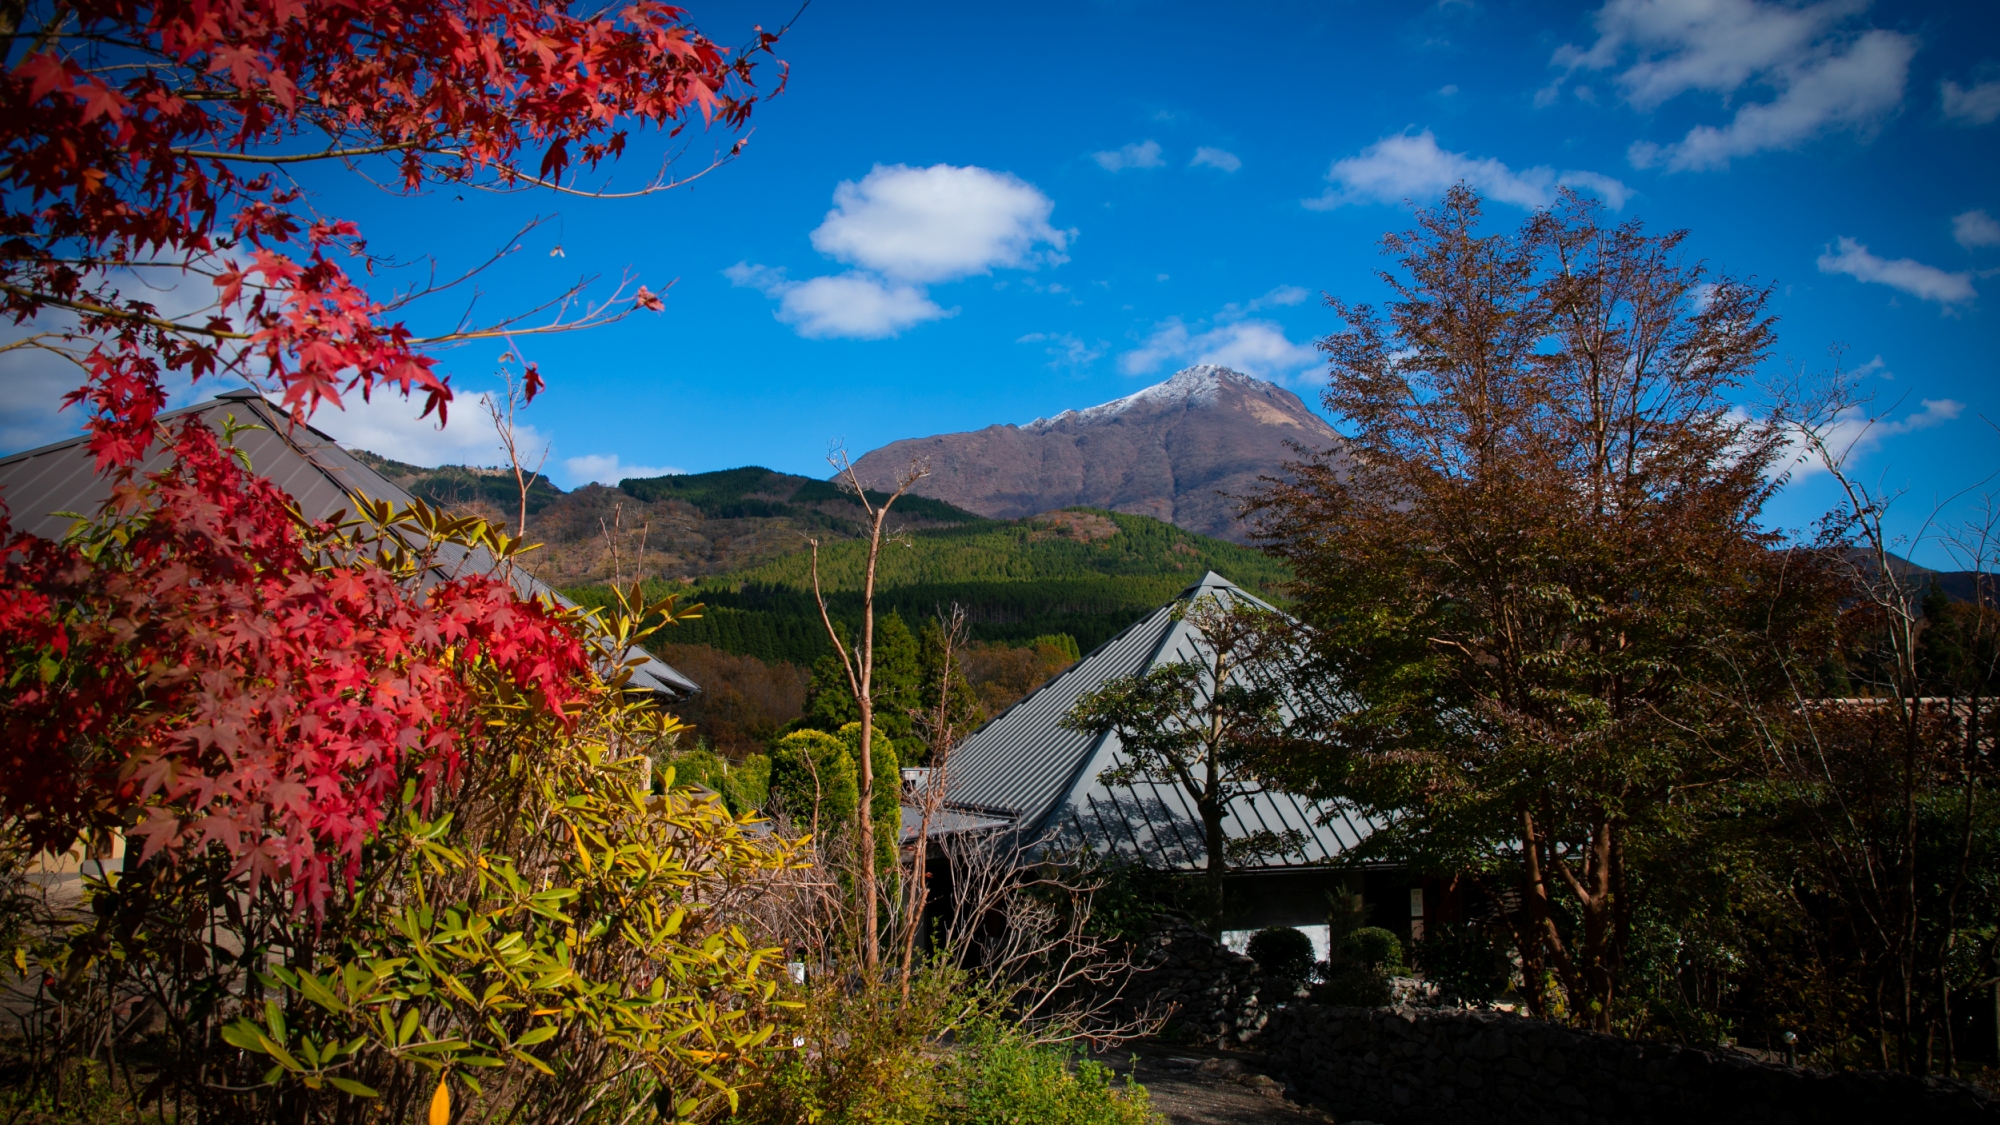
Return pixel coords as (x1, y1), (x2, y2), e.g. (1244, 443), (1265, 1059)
(1092, 1040), (1341, 1125)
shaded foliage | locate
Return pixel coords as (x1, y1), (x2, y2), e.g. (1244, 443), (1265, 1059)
(654, 643), (808, 755)
(1253, 185), (1800, 1032)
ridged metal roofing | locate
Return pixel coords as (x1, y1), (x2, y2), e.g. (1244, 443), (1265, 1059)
(942, 571), (1377, 871)
(0, 390), (696, 696)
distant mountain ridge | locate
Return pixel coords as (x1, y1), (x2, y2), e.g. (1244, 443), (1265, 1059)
(846, 365), (1343, 543)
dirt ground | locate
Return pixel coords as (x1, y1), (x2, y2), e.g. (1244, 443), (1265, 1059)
(1092, 1040), (1358, 1125)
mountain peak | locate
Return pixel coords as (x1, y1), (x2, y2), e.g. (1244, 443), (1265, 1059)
(850, 367), (1342, 543)
(1024, 365), (1258, 431)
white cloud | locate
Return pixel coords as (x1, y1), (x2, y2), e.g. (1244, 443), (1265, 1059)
(1190, 146), (1243, 172)
(1017, 332), (1106, 370)
(1120, 318), (1320, 382)
(1305, 130), (1631, 210)
(1554, 0), (1913, 171)
(0, 315), (94, 455)
(1789, 398), (1966, 476)
(562, 454), (683, 487)
(1942, 78), (2000, 125)
(725, 263), (949, 339)
(731, 164), (1064, 341)
(1816, 237), (1977, 306)
(1953, 209), (2000, 249)
(308, 388), (541, 468)
(1852, 354), (1892, 381)
(809, 164), (1068, 284)
(1093, 140), (1165, 172)
(0, 271), (228, 455)
(1250, 285), (1310, 309)
(0, 283), (532, 468)
(1551, 170), (1636, 210)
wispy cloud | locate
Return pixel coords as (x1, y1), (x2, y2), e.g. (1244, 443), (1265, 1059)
(562, 454), (683, 487)
(1017, 332), (1107, 371)
(1942, 77), (2000, 125)
(1305, 130), (1631, 210)
(1953, 209), (2000, 249)
(1212, 285), (1315, 320)
(1553, 0), (1914, 171)
(1093, 140), (1165, 172)
(1789, 398), (1966, 477)
(1816, 237), (1976, 306)
(1190, 146), (1242, 172)
(305, 388), (541, 468)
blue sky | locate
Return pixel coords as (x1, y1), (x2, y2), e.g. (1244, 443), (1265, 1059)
(4, 0), (1996, 565)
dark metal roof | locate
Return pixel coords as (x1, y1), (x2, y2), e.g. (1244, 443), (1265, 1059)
(942, 571), (1378, 872)
(0, 390), (697, 697)
(897, 805), (1012, 846)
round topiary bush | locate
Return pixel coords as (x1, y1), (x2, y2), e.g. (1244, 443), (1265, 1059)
(1339, 926), (1405, 974)
(1248, 926), (1317, 983)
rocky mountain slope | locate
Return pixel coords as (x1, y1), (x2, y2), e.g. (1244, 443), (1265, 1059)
(846, 365), (1344, 543)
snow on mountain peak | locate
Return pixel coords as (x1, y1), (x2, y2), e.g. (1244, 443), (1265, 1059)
(1025, 365), (1257, 431)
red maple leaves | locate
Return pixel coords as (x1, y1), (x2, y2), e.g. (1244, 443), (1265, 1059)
(1, 0), (777, 910)
(1, 419), (591, 910)
(4, 0), (778, 458)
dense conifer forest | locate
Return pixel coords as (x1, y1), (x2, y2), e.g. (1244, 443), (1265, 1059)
(561, 506), (1289, 662)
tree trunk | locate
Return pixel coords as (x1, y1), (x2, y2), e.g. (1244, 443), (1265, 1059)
(1578, 817), (1617, 1033)
(1203, 803), (1227, 939)
(857, 510), (885, 971)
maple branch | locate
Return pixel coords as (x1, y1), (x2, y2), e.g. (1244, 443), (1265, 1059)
(478, 137), (746, 198)
(0, 283), (245, 338)
(170, 140), (424, 164)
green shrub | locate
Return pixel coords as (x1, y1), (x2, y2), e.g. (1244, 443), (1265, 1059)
(1248, 926), (1316, 983)
(741, 967), (959, 1125)
(1311, 965), (1393, 1007)
(836, 722), (903, 872)
(664, 747), (771, 816)
(725, 751), (771, 813)
(1340, 926), (1405, 974)
(1310, 925), (1405, 1007)
(768, 729), (857, 832)
(1411, 920), (1512, 1006)
(939, 1025), (1157, 1125)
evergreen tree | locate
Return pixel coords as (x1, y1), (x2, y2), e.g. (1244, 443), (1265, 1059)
(800, 612), (921, 741)
(801, 652), (860, 732)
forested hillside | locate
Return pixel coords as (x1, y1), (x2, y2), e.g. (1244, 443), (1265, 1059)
(352, 448), (566, 516)
(566, 507), (1290, 664)
(346, 458), (990, 586)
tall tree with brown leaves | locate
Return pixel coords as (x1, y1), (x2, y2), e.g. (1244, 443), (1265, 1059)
(1253, 185), (1798, 1030)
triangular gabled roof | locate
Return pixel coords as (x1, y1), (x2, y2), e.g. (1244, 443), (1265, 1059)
(0, 389), (697, 697)
(943, 571), (1376, 871)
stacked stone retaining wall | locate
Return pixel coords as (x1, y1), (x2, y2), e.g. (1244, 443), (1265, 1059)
(1113, 917), (1267, 1043)
(1258, 1004), (2000, 1125)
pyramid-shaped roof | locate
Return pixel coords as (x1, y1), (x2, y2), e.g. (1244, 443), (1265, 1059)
(943, 571), (1375, 871)
(0, 390), (696, 696)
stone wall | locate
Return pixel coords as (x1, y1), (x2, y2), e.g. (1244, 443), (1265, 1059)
(1258, 1004), (2000, 1125)
(1114, 917), (1293, 1044)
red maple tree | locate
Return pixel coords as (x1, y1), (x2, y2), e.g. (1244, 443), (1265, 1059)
(0, 0), (779, 908)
